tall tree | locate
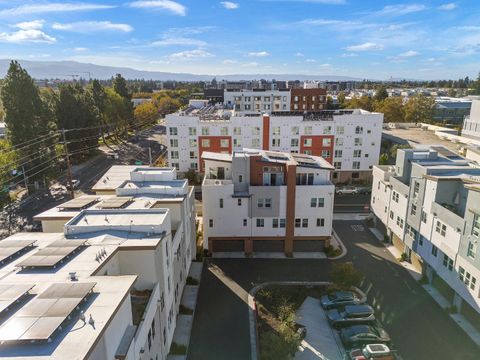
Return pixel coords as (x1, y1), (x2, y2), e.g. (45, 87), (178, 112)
(374, 97), (405, 122)
(374, 85), (389, 102)
(113, 74), (134, 125)
(404, 94), (436, 124)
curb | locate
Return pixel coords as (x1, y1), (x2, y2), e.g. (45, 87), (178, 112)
(182, 261), (203, 360)
(248, 281), (366, 360)
(329, 229), (348, 260)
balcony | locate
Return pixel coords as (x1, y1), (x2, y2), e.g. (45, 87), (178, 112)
(202, 178), (233, 186)
(431, 202), (464, 230)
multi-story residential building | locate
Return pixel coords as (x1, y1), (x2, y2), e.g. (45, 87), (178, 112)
(371, 146), (480, 329)
(201, 149), (335, 255)
(223, 89), (291, 112)
(291, 88), (327, 111)
(165, 107), (383, 183)
(462, 99), (480, 138)
(4, 165), (196, 360)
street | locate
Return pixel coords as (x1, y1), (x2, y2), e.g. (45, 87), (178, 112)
(333, 193), (371, 213)
(187, 220), (478, 360)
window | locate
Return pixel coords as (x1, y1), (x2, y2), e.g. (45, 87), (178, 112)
(188, 127), (196, 136)
(459, 267), (477, 291)
(467, 241), (476, 259)
(189, 151), (196, 159)
(435, 221), (447, 237)
(355, 126), (363, 134)
(443, 254), (454, 271)
(170, 139), (178, 147)
(334, 162), (342, 170)
(311, 198), (325, 208)
(291, 138), (299, 147)
(279, 219), (286, 228)
(219, 198), (223, 208)
(352, 161), (360, 170)
(257, 198), (272, 208)
(354, 138), (362, 146)
(243, 219), (247, 226)
(233, 127), (241, 135)
(295, 218), (301, 228)
(234, 138), (242, 147)
(296, 173), (314, 185)
(291, 126), (299, 135)
(171, 163), (179, 170)
(256, 218), (264, 227)
(220, 139), (229, 148)
(304, 126), (312, 135)
(336, 126), (344, 134)
(272, 126), (281, 135)
(201, 127), (209, 135)
(273, 219), (279, 228)
(239, 175), (244, 183)
(335, 138), (343, 147)
(323, 126), (332, 135)
(392, 191), (399, 203)
(252, 138), (260, 147)
(473, 215), (480, 237)
(170, 151), (179, 159)
(322, 138), (331, 147)
(201, 139), (210, 147)
(389, 211), (394, 220)
(406, 224), (416, 239)
(209, 219), (213, 228)
(321, 150), (330, 158)
(413, 181), (420, 199)
(411, 204), (417, 216)
(302, 218), (308, 228)
(237, 198), (242, 206)
(304, 150), (312, 155)
(353, 150), (362, 158)
(272, 138), (280, 147)
(317, 218), (325, 227)
(421, 210), (427, 223)
(418, 235), (424, 246)
(189, 139), (197, 147)
(252, 126), (260, 135)
(303, 138), (312, 147)
(431, 244), (438, 257)
(169, 127), (178, 136)
(396, 216), (404, 229)
(190, 162), (198, 170)
(220, 127), (228, 136)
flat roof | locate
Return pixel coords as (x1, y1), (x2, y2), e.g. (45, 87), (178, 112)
(66, 209), (169, 227)
(91, 166), (139, 191)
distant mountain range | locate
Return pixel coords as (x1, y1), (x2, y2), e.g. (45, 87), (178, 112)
(0, 59), (370, 82)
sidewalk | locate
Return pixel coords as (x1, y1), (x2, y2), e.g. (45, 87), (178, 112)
(168, 262), (203, 360)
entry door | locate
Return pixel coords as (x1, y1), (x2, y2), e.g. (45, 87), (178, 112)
(217, 167), (225, 179)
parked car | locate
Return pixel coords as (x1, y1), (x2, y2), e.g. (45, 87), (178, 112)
(336, 186), (358, 195)
(327, 304), (375, 329)
(320, 291), (363, 310)
(340, 324), (391, 348)
(356, 187), (372, 195)
(72, 179), (81, 189)
(347, 343), (396, 360)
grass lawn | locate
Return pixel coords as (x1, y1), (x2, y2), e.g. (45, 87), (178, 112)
(255, 285), (329, 360)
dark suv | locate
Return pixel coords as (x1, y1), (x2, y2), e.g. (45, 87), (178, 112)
(340, 324), (391, 348)
(327, 304), (375, 329)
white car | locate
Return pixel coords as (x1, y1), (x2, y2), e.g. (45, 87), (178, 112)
(336, 186), (358, 195)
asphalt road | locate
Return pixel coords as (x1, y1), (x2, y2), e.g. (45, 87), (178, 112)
(187, 220), (479, 360)
(333, 193), (371, 213)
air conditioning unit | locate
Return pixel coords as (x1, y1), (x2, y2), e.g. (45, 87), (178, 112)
(214, 180), (221, 185)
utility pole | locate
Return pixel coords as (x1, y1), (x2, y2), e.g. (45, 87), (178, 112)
(148, 147), (153, 167)
(21, 166), (29, 195)
(61, 129), (75, 198)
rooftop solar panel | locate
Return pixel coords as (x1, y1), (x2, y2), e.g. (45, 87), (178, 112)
(16, 240), (87, 269)
(0, 284), (34, 315)
(0, 240), (36, 265)
(0, 282), (96, 342)
(100, 197), (132, 209)
(58, 197), (98, 210)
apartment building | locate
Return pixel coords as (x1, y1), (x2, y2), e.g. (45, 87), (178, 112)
(291, 88), (327, 111)
(165, 107), (383, 183)
(223, 89), (291, 112)
(371, 146), (480, 328)
(4, 165), (197, 360)
(202, 149), (335, 255)
(462, 99), (480, 138)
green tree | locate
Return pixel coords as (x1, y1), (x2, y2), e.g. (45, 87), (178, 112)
(156, 96), (182, 117)
(134, 101), (158, 124)
(379, 153), (389, 165)
(337, 91), (346, 108)
(346, 96), (374, 111)
(331, 262), (363, 289)
(113, 74), (134, 125)
(447, 88), (457, 98)
(374, 85), (389, 102)
(374, 96), (405, 122)
(404, 94), (435, 124)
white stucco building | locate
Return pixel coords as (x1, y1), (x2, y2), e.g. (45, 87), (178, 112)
(201, 149), (335, 255)
(0, 166), (196, 360)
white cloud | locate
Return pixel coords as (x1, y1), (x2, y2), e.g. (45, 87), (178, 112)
(340, 53), (358, 57)
(223, 59), (237, 64)
(74, 47), (88, 52)
(0, 3), (114, 17)
(220, 2), (239, 10)
(294, 52), (304, 57)
(168, 49), (213, 61)
(150, 36), (205, 46)
(305, 59), (316, 62)
(242, 62), (259, 67)
(260, 0), (346, 4)
(398, 50), (419, 57)
(0, 29), (56, 43)
(319, 63), (331, 67)
(53, 21), (133, 33)
(438, 3), (456, 11)
(15, 20), (45, 30)
(129, 1), (187, 16)
(372, 4), (427, 17)
(345, 42), (383, 52)
(247, 51), (270, 57)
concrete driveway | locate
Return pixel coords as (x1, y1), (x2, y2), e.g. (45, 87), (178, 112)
(295, 297), (344, 360)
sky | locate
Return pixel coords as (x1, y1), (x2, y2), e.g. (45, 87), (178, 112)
(0, 0), (479, 80)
